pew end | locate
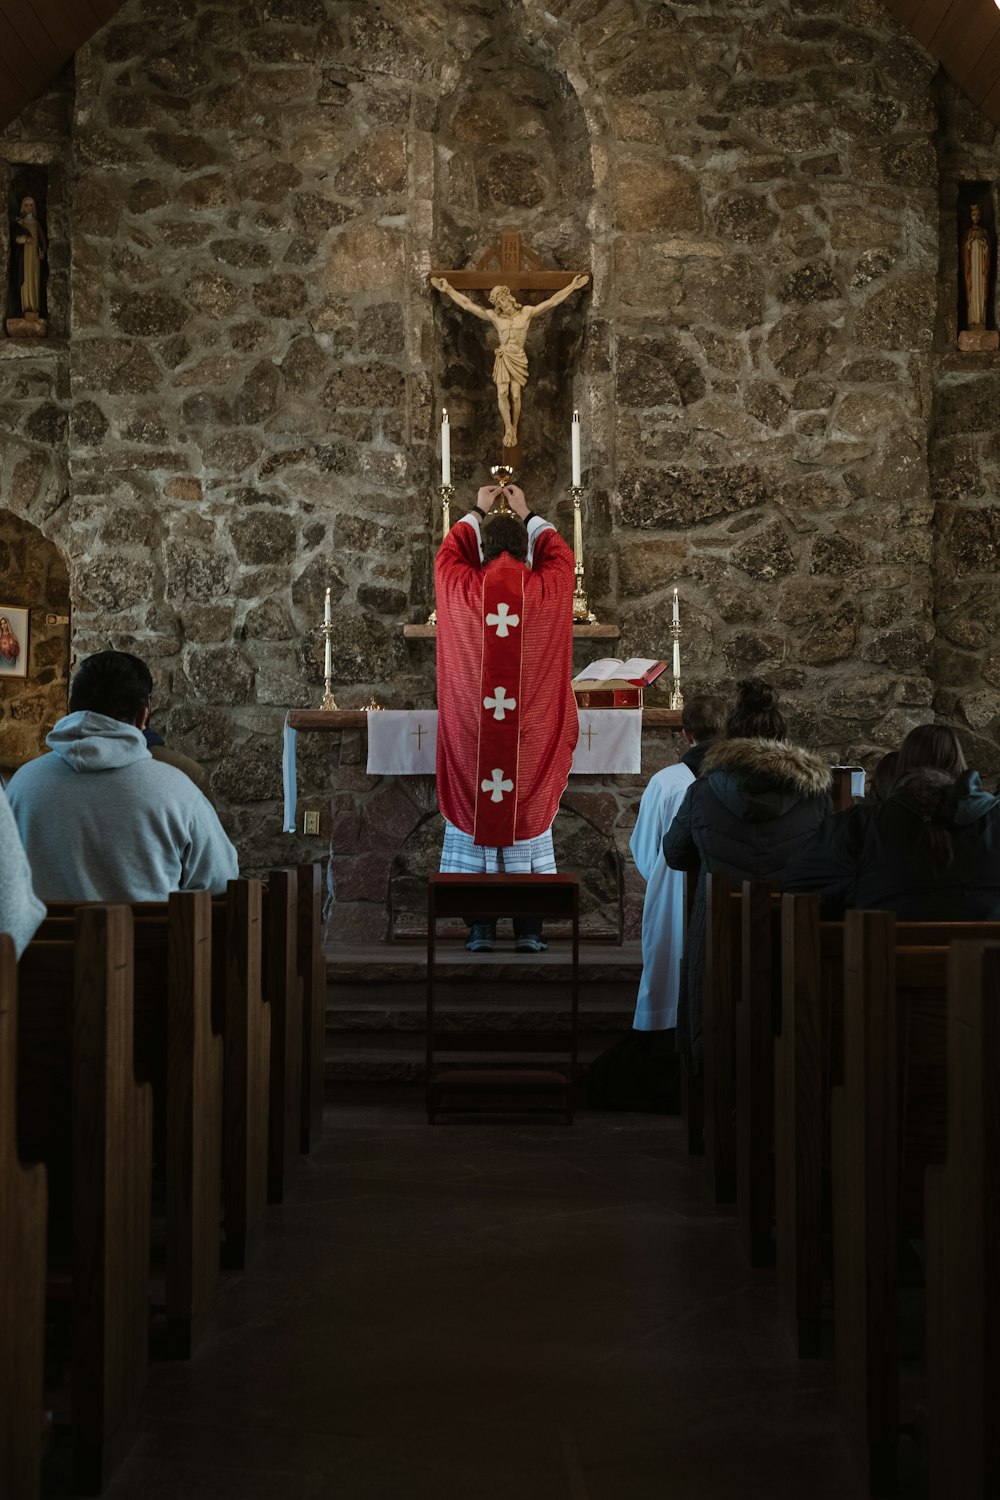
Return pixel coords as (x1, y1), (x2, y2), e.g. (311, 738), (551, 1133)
(19, 907), (153, 1494)
(926, 939), (1000, 1500)
(0, 934), (48, 1500)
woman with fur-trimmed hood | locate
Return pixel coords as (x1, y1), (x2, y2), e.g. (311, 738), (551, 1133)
(663, 679), (832, 1061)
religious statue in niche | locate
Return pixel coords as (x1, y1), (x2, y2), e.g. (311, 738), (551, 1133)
(958, 201), (998, 352)
(431, 240), (588, 450)
(7, 194), (48, 338)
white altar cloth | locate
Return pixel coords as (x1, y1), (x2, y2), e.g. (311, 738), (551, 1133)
(282, 708), (643, 834)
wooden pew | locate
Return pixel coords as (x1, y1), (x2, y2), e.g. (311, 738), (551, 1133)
(702, 873), (740, 1201)
(737, 881), (781, 1267)
(831, 911), (959, 1497)
(18, 907), (152, 1494)
(0, 934), (47, 1500)
(680, 865), (703, 1155)
(776, 898), (1000, 1361)
(42, 893), (223, 1358)
(262, 868), (302, 1203)
(701, 875), (782, 1250)
(925, 940), (1000, 1500)
(297, 861), (326, 1154)
(213, 878), (269, 1270)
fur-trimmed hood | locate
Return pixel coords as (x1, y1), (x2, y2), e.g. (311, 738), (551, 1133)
(700, 737), (832, 823)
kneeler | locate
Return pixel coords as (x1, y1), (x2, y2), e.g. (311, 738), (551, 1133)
(426, 874), (579, 1123)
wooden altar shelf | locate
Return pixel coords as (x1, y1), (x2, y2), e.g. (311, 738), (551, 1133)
(287, 707), (683, 731)
(402, 622), (620, 640)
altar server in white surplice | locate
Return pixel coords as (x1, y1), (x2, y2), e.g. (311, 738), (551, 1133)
(630, 695), (726, 1030)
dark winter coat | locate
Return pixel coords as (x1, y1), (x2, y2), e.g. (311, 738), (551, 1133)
(783, 769), (1000, 919)
(662, 737), (833, 1060)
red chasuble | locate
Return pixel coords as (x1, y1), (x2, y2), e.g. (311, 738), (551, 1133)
(435, 517), (578, 847)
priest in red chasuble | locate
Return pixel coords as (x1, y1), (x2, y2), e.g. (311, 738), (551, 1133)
(435, 483), (577, 952)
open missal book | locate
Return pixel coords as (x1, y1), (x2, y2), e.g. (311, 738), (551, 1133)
(572, 658), (666, 709)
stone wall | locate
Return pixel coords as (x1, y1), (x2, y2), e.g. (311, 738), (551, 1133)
(931, 80), (1000, 775)
(0, 0), (997, 914)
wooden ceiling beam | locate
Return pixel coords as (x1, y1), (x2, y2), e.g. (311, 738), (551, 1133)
(0, 0), (125, 137)
(0, 5), (50, 98)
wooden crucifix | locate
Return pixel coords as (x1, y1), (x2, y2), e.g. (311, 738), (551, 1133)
(430, 230), (589, 468)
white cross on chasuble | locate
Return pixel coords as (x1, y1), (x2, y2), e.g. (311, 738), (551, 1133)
(486, 601), (519, 637)
(483, 685), (516, 721)
(481, 767), (514, 802)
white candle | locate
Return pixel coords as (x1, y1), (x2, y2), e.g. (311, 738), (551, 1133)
(324, 585), (332, 626)
(441, 407), (451, 485)
(672, 587), (679, 624)
(324, 586), (332, 679)
(571, 409), (581, 487)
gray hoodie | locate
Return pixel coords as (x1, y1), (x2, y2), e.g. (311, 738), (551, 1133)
(7, 712), (239, 902)
(0, 786), (46, 955)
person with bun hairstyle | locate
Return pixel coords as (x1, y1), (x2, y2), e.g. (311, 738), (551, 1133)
(784, 723), (1000, 920)
(662, 678), (832, 1061)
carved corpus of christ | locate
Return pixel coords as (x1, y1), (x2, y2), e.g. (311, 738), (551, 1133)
(432, 272), (589, 447)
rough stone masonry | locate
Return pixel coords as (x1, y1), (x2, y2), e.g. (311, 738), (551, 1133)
(1, 0), (998, 936)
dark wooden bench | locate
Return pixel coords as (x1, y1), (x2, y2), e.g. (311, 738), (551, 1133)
(297, 861), (326, 1154)
(262, 868), (303, 1202)
(702, 873), (741, 1202)
(41, 892), (223, 1358)
(925, 939), (1000, 1500)
(213, 878), (269, 1269)
(831, 910), (967, 1496)
(0, 933), (47, 1500)
(18, 907), (152, 1493)
(776, 898), (1000, 1361)
(426, 874), (580, 1123)
(737, 881), (782, 1267)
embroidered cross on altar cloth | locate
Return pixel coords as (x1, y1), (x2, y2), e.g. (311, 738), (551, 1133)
(366, 710), (438, 775)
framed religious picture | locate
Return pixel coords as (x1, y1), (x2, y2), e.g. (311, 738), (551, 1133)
(0, 605), (29, 679)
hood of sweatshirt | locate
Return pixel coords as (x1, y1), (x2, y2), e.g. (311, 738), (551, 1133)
(46, 712), (152, 772)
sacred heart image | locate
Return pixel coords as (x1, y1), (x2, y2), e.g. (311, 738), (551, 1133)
(0, 606), (28, 679)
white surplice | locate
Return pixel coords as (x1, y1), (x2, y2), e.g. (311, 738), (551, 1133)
(629, 761), (695, 1030)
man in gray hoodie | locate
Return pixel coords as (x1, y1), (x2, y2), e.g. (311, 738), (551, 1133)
(7, 651), (239, 902)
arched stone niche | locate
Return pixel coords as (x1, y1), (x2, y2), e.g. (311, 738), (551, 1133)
(0, 509), (70, 773)
(430, 15), (595, 502)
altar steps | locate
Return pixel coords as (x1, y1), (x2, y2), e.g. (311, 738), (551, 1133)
(324, 940), (642, 1087)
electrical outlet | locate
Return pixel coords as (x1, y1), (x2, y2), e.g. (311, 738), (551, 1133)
(302, 810), (321, 836)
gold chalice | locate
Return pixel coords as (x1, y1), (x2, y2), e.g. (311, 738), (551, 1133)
(489, 464), (516, 517)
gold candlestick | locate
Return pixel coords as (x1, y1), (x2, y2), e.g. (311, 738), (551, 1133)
(320, 617), (338, 711)
(438, 482), (453, 537)
(669, 609), (683, 711)
(570, 485), (597, 624)
(426, 482), (455, 626)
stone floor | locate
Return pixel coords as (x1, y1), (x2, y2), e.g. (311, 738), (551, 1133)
(93, 1099), (869, 1500)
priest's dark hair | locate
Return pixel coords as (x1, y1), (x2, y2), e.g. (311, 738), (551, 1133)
(69, 649), (153, 724)
(681, 694), (726, 743)
(482, 515), (528, 564)
(726, 677), (786, 741)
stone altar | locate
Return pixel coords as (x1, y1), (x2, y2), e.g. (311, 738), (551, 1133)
(287, 707), (684, 946)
